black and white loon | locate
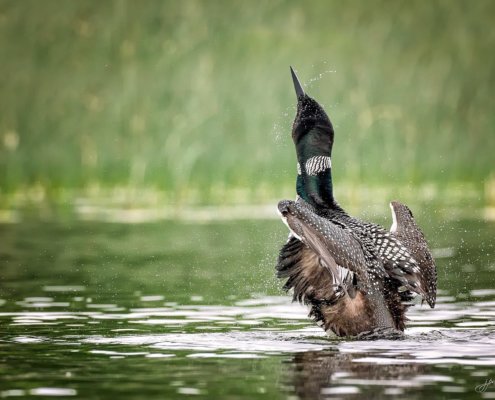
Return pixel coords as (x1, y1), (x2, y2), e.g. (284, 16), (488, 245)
(276, 67), (437, 337)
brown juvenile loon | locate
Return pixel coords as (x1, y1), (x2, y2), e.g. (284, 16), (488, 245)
(276, 67), (437, 337)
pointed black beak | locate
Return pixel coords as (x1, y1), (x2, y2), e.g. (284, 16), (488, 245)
(290, 66), (305, 99)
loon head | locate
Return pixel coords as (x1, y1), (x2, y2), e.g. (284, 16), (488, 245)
(290, 67), (337, 208)
(290, 67), (334, 157)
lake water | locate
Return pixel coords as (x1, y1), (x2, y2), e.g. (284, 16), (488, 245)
(1, 213), (494, 399)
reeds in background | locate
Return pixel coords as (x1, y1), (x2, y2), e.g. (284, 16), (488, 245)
(0, 0), (494, 209)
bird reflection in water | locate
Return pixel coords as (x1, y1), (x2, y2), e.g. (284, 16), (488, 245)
(284, 350), (424, 399)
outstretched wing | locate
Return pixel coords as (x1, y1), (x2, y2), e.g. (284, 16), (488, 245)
(278, 200), (377, 291)
(276, 236), (353, 305)
(340, 215), (427, 299)
(389, 201), (437, 307)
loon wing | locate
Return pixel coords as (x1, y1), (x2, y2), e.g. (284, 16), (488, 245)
(282, 199), (428, 300)
(341, 214), (428, 300)
(278, 200), (374, 288)
(389, 201), (437, 308)
(276, 236), (354, 305)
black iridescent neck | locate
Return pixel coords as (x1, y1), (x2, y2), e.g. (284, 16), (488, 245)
(296, 168), (335, 208)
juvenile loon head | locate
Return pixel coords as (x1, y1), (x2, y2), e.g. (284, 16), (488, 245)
(290, 67), (336, 208)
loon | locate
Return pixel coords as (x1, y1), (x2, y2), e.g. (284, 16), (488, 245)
(276, 67), (437, 337)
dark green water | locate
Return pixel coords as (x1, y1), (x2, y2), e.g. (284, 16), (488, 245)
(1, 214), (494, 399)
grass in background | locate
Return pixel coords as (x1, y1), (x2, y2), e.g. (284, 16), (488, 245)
(0, 0), (494, 209)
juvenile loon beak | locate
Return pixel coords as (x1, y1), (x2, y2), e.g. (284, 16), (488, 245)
(290, 66), (305, 99)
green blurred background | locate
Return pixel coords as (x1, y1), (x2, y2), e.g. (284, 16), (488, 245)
(1, 0), (494, 211)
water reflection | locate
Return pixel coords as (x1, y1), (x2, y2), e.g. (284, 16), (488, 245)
(288, 351), (425, 399)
